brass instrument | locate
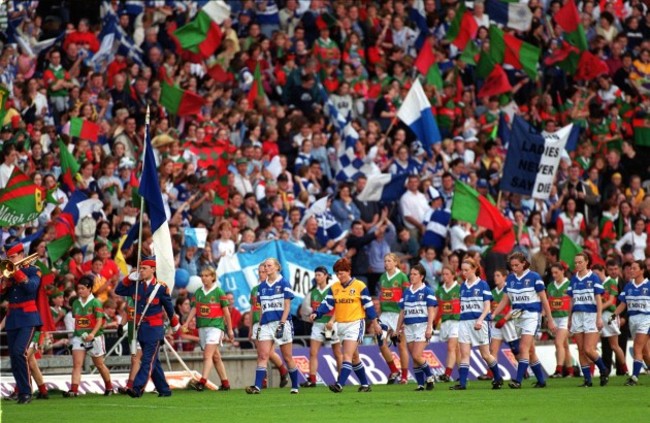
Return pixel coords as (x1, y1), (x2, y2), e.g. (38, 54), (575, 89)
(0, 252), (40, 278)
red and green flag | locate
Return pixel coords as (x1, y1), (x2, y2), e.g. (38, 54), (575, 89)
(58, 139), (80, 192)
(0, 167), (47, 226)
(0, 84), (8, 126)
(488, 26), (540, 80)
(207, 62), (234, 84)
(247, 62), (268, 110)
(632, 117), (650, 147)
(554, 0), (588, 74)
(174, 1), (230, 59)
(477, 64), (513, 99)
(414, 37), (442, 88)
(575, 50), (609, 81)
(459, 41), (480, 66)
(446, 3), (478, 51)
(69, 117), (99, 142)
(34, 260), (56, 332)
(161, 81), (206, 116)
(451, 180), (515, 254)
(559, 234), (583, 271)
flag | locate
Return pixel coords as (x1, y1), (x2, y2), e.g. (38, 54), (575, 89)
(497, 112), (511, 146)
(160, 81), (205, 116)
(554, 0), (587, 74)
(451, 181), (515, 254)
(543, 40), (580, 67)
(485, 0), (533, 32)
(397, 79), (441, 154)
(207, 62), (233, 84)
(356, 173), (408, 203)
(575, 50), (609, 81)
(414, 37), (435, 77)
(69, 117), (99, 142)
(58, 140), (80, 192)
(97, 1), (145, 68)
(500, 116), (571, 199)
(174, 1), (230, 59)
(300, 195), (329, 226)
(34, 260), (56, 332)
(114, 234), (129, 277)
(477, 64), (512, 98)
(139, 116), (176, 289)
(0, 85), (9, 125)
(459, 41), (480, 66)
(0, 167), (47, 226)
(446, 3), (478, 50)
(421, 208), (452, 250)
(247, 62), (268, 109)
(632, 118), (650, 147)
(559, 233), (583, 271)
(476, 50), (498, 79)
(489, 26), (540, 79)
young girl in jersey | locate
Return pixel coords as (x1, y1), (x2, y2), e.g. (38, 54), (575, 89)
(547, 263), (574, 378)
(450, 258), (503, 390)
(493, 252), (557, 389)
(612, 260), (650, 386)
(183, 266), (234, 391)
(435, 265), (460, 382)
(396, 264), (438, 391)
(64, 276), (113, 397)
(246, 258), (300, 394)
(116, 296), (142, 395)
(568, 252), (609, 387)
(378, 253), (410, 385)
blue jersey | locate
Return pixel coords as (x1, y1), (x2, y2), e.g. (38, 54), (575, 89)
(619, 279), (650, 317)
(459, 279), (492, 321)
(257, 276), (294, 325)
(2, 265), (42, 331)
(399, 285), (438, 325)
(567, 271), (604, 313)
(504, 270), (545, 313)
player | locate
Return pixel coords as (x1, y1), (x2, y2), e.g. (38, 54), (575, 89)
(377, 253), (410, 384)
(546, 263), (574, 378)
(493, 252), (557, 389)
(245, 258), (300, 394)
(184, 266), (234, 391)
(310, 257), (382, 393)
(612, 260), (650, 386)
(300, 266), (342, 387)
(567, 252), (609, 387)
(395, 264), (437, 391)
(450, 258), (503, 390)
(435, 266), (460, 382)
(64, 275), (113, 397)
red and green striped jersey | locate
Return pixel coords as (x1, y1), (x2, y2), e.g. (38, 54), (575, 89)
(435, 282), (461, 322)
(310, 287), (332, 323)
(72, 295), (104, 337)
(491, 287), (510, 321)
(379, 270), (410, 313)
(192, 285), (229, 330)
(602, 277), (619, 313)
(250, 285), (261, 324)
(547, 279), (571, 318)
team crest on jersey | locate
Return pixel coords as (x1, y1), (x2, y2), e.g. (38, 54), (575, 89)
(349, 289), (356, 295)
(275, 286), (281, 294)
(474, 289), (480, 296)
(418, 293), (424, 300)
(643, 288), (648, 295)
(209, 297), (216, 303)
(586, 281), (592, 288)
(524, 279), (530, 287)
(393, 281), (400, 287)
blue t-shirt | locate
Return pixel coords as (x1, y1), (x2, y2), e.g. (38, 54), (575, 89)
(619, 279), (650, 317)
(568, 270), (604, 313)
(459, 279), (492, 321)
(257, 276), (295, 325)
(399, 285), (438, 325)
(504, 269), (545, 313)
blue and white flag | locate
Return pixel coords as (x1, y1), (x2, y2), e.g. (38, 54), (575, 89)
(98, 1), (145, 68)
(315, 211), (347, 245)
(356, 173), (408, 203)
(501, 116), (572, 200)
(485, 0), (533, 32)
(216, 241), (338, 314)
(397, 79), (441, 155)
(421, 208), (451, 250)
(139, 114), (176, 289)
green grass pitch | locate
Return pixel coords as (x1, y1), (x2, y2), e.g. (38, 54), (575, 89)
(3, 377), (649, 423)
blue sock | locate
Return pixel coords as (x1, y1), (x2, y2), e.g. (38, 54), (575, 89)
(488, 360), (502, 381)
(459, 364), (469, 387)
(515, 359), (529, 383)
(289, 367), (299, 389)
(420, 363), (433, 378)
(530, 361), (545, 384)
(508, 339), (520, 356)
(633, 360), (643, 377)
(338, 362), (352, 386)
(581, 365), (592, 384)
(414, 367), (424, 386)
(594, 357), (607, 374)
(254, 367), (267, 390)
(353, 362), (369, 386)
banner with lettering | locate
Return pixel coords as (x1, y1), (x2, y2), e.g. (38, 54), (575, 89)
(501, 116), (572, 200)
(216, 240), (339, 314)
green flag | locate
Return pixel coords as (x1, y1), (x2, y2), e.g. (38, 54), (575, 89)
(559, 234), (583, 271)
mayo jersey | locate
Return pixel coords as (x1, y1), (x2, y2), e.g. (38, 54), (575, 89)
(459, 279), (492, 321)
(568, 271), (604, 313)
(250, 285), (261, 324)
(436, 282), (461, 322)
(72, 294), (104, 337)
(491, 286), (510, 321)
(257, 277), (295, 325)
(399, 284), (437, 325)
(618, 278), (650, 317)
(379, 270), (410, 313)
(316, 278), (377, 323)
(192, 285), (229, 329)
(602, 277), (619, 313)
(310, 286), (333, 323)
(547, 279), (571, 318)
(504, 270), (545, 313)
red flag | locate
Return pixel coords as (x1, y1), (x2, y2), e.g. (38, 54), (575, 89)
(477, 64), (512, 98)
(207, 63), (233, 84)
(544, 40), (581, 66)
(414, 37), (436, 76)
(575, 51), (609, 81)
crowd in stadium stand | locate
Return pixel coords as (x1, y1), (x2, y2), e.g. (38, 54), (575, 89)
(0, 0), (649, 360)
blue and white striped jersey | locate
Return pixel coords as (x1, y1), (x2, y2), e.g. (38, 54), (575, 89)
(399, 285), (438, 325)
(504, 270), (545, 313)
(257, 276), (294, 324)
(619, 279), (650, 317)
(460, 279), (492, 321)
(568, 271), (604, 313)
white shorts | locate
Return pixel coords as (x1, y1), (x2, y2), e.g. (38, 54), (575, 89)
(337, 320), (365, 343)
(491, 320), (518, 343)
(600, 311), (621, 337)
(199, 327), (225, 348)
(439, 320), (459, 342)
(629, 314), (650, 336)
(257, 320), (293, 346)
(252, 322), (260, 338)
(380, 312), (400, 332)
(310, 321), (340, 344)
(404, 322), (429, 343)
(458, 319), (490, 346)
(514, 311), (540, 336)
(71, 335), (106, 357)
(570, 312), (598, 334)
(552, 316), (569, 331)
